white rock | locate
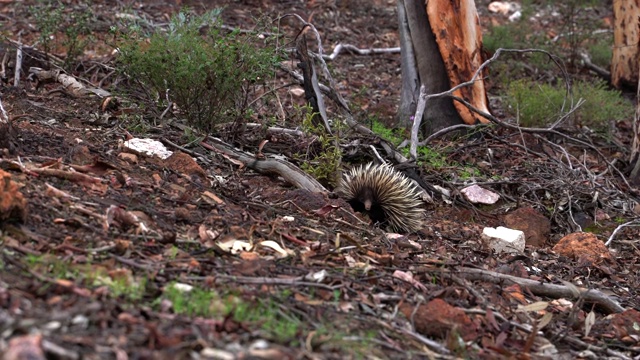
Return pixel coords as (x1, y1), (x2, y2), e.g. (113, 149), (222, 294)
(508, 10), (522, 22)
(488, 1), (511, 15)
(482, 226), (525, 254)
(170, 283), (193, 292)
(289, 87), (305, 97)
(124, 138), (173, 159)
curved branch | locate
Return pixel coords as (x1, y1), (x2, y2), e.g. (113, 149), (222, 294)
(202, 136), (327, 193)
(453, 267), (624, 314)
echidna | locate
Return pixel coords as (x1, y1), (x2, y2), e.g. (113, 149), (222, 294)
(338, 162), (425, 233)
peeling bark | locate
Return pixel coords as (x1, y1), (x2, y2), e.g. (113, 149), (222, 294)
(427, 0), (490, 124)
(612, 0), (640, 89)
(399, 0), (462, 135)
(398, 0), (491, 136)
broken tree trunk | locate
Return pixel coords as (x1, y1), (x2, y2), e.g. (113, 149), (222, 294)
(428, 0), (491, 125)
(612, 0), (640, 89)
(631, 70), (640, 183)
(612, 0), (640, 183)
(398, 0), (490, 135)
(296, 34), (331, 135)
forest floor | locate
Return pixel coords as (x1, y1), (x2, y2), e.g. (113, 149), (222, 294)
(1, 0), (640, 359)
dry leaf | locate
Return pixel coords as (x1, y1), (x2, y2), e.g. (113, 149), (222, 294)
(517, 301), (549, 313)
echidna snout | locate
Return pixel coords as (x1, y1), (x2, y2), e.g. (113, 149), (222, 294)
(364, 200), (372, 211)
(358, 186), (375, 211)
(338, 162), (425, 233)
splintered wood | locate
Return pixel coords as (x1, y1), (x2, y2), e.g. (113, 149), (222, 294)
(427, 0), (491, 124)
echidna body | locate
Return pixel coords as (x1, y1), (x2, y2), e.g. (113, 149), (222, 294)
(339, 162), (424, 233)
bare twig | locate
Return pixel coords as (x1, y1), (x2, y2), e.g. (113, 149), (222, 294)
(0, 97), (9, 123)
(605, 220), (640, 246)
(450, 93), (633, 190)
(410, 48), (569, 159)
(323, 43), (400, 61)
(13, 31), (23, 87)
(419, 123), (485, 145)
(160, 137), (211, 165)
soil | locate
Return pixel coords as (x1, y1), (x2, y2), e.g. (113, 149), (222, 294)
(1, 0), (639, 359)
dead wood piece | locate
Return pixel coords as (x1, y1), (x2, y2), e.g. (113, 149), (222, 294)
(295, 33), (331, 134)
(30, 168), (102, 185)
(186, 274), (340, 291)
(324, 43), (400, 61)
(427, 0), (490, 125)
(41, 339), (80, 360)
(245, 123), (305, 137)
(13, 34), (22, 87)
(631, 65), (640, 182)
(579, 52), (611, 80)
(0, 97), (9, 124)
(28, 67), (111, 98)
(612, 0), (640, 88)
(455, 267), (624, 314)
(203, 136), (327, 193)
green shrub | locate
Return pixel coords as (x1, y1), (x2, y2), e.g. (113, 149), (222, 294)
(30, 2), (63, 56)
(483, 0), (610, 74)
(587, 34), (613, 68)
(483, 25), (522, 53)
(117, 9), (280, 134)
(299, 106), (342, 186)
(30, 1), (93, 70)
(370, 117), (404, 146)
(504, 79), (634, 132)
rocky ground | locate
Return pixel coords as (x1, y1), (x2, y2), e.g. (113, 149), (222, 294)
(0, 0), (639, 359)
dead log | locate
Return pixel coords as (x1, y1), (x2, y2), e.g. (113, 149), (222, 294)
(203, 136), (327, 193)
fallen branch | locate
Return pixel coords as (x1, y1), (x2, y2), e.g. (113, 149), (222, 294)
(453, 267), (624, 314)
(186, 274), (341, 291)
(245, 123), (305, 137)
(579, 51), (610, 80)
(30, 168), (103, 185)
(202, 136), (327, 193)
(28, 67), (111, 98)
(295, 33), (331, 134)
(14, 31), (22, 87)
(323, 43), (400, 61)
(0, 97), (9, 124)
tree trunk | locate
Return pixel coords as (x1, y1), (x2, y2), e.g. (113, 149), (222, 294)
(630, 71), (640, 184)
(428, 0), (490, 125)
(612, 0), (640, 183)
(398, 0), (461, 134)
(398, 0), (490, 136)
(611, 0), (640, 89)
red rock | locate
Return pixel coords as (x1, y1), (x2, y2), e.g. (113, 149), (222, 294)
(552, 232), (615, 265)
(0, 169), (27, 222)
(118, 152), (138, 164)
(163, 151), (207, 180)
(503, 207), (550, 247)
(4, 334), (45, 360)
(609, 309), (640, 341)
(400, 298), (478, 341)
(68, 144), (93, 165)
